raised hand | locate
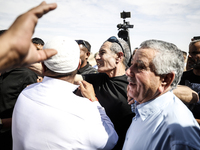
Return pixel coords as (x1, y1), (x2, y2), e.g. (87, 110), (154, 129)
(0, 1), (57, 72)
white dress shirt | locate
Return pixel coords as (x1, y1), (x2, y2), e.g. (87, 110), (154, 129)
(123, 91), (200, 150)
(12, 76), (118, 150)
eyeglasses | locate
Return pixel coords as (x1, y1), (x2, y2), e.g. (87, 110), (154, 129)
(75, 40), (90, 52)
(107, 36), (125, 57)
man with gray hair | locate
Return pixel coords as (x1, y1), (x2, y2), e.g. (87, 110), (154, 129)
(123, 39), (200, 149)
(12, 36), (118, 150)
(75, 36), (135, 150)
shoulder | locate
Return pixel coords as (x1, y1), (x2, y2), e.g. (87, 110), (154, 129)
(83, 73), (106, 80)
(111, 74), (128, 84)
(164, 95), (198, 125)
(164, 121), (200, 149)
(14, 67), (38, 76)
(180, 70), (194, 85)
(158, 98), (200, 147)
(182, 69), (194, 77)
(85, 65), (98, 74)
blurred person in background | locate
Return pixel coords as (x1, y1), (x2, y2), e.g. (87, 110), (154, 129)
(76, 40), (97, 75)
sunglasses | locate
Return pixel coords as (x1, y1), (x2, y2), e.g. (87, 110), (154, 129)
(107, 36), (125, 57)
(76, 40), (90, 51)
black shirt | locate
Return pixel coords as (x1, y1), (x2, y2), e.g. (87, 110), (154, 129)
(179, 69), (200, 119)
(0, 67), (38, 150)
(83, 73), (135, 150)
(0, 67), (38, 118)
(180, 69), (200, 86)
(77, 62), (97, 75)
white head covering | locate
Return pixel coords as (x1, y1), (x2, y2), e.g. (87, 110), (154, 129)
(44, 36), (80, 73)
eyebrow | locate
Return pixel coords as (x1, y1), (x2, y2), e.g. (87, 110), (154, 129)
(99, 49), (106, 53)
(137, 60), (147, 68)
(137, 60), (144, 64)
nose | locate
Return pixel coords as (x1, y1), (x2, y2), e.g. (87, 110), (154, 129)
(95, 53), (100, 60)
(126, 65), (134, 77)
(126, 67), (131, 76)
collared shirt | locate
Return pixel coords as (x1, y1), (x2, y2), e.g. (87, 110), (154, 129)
(12, 76), (118, 150)
(123, 91), (200, 150)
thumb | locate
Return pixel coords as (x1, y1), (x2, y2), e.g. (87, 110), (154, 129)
(78, 81), (84, 90)
(38, 48), (57, 61)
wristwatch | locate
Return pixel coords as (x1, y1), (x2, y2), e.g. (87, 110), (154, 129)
(0, 118), (3, 130)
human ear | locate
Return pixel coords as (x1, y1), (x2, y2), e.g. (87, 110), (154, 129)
(158, 72), (175, 92)
(116, 52), (124, 63)
(86, 51), (90, 59)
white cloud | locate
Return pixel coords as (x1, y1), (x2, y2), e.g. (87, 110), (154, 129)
(0, 0), (199, 54)
(123, 0), (195, 15)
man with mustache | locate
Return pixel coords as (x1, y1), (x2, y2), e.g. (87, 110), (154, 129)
(180, 38), (200, 124)
(123, 39), (200, 149)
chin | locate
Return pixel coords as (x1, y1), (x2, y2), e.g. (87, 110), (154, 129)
(97, 68), (103, 73)
(128, 91), (135, 100)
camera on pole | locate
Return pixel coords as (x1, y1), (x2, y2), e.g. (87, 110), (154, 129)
(117, 11), (134, 67)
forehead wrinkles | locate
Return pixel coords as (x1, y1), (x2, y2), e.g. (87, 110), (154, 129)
(99, 42), (114, 54)
(135, 49), (155, 64)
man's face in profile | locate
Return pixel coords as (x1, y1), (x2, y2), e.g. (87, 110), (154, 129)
(126, 48), (161, 104)
(96, 42), (118, 73)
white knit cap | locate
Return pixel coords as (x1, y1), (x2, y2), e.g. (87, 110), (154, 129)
(44, 36), (80, 73)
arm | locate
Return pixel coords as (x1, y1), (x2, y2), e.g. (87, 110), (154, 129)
(78, 80), (118, 149)
(0, 1), (57, 73)
(28, 63), (43, 76)
(173, 85), (199, 104)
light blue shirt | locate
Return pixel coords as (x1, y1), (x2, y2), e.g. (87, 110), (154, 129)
(123, 91), (200, 150)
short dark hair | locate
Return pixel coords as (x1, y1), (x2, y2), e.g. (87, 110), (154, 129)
(32, 37), (45, 46)
(0, 30), (7, 36)
(76, 40), (91, 52)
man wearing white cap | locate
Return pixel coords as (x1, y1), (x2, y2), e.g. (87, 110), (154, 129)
(12, 36), (118, 150)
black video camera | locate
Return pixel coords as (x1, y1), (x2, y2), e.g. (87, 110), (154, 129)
(117, 11), (134, 30)
(120, 11), (131, 19)
(117, 11), (133, 41)
(117, 11), (134, 67)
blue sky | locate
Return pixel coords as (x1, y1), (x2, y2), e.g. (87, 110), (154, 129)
(0, 0), (199, 54)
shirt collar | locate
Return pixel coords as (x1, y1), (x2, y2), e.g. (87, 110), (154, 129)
(136, 90), (173, 121)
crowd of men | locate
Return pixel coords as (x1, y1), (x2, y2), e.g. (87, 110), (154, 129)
(0, 1), (199, 150)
